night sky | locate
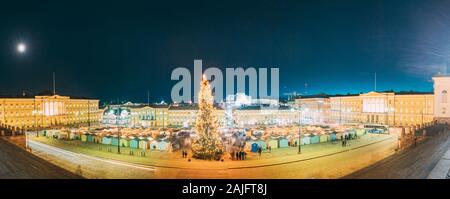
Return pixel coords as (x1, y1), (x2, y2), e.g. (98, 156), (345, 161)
(1, 0), (450, 104)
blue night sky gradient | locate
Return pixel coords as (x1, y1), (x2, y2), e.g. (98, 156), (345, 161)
(1, 0), (450, 103)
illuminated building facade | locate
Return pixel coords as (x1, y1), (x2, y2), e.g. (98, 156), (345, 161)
(223, 93), (282, 127)
(102, 102), (169, 128)
(330, 94), (363, 124)
(0, 95), (101, 129)
(233, 105), (298, 127)
(433, 75), (450, 124)
(330, 92), (434, 126)
(295, 95), (331, 124)
(150, 104), (170, 128)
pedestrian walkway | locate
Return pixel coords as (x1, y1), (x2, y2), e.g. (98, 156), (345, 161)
(427, 135), (450, 179)
(0, 139), (81, 179)
(24, 135), (398, 179)
(25, 134), (396, 170)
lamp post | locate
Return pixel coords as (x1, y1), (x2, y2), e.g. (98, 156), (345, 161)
(392, 94), (396, 127)
(87, 100), (91, 129)
(25, 127), (29, 149)
(115, 107), (122, 154)
(298, 101), (302, 154)
(422, 95), (426, 128)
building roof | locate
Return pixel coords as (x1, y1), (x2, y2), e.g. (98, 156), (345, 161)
(327, 93), (360, 98)
(0, 93), (98, 100)
(236, 105), (292, 111)
(278, 105), (292, 110)
(433, 74), (450, 77)
(393, 91), (434, 95)
(296, 93), (330, 99)
(169, 103), (223, 110)
(237, 105), (261, 110)
(149, 104), (170, 108)
(294, 90), (434, 99)
(120, 104), (148, 109)
(169, 104), (198, 110)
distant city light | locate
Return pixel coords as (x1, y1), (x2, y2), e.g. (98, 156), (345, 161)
(17, 43), (26, 53)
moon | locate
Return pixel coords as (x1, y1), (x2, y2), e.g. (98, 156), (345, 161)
(17, 43), (26, 53)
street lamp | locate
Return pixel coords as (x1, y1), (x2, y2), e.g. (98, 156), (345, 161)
(25, 126), (29, 149)
(32, 109), (41, 138)
(298, 101), (302, 154)
(115, 107), (122, 154)
(115, 107), (129, 154)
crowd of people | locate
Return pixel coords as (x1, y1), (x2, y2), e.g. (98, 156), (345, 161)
(341, 133), (357, 147)
(231, 150), (247, 160)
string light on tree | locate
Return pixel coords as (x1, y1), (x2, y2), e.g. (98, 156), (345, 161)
(191, 75), (224, 160)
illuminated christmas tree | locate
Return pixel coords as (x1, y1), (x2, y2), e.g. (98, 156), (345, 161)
(191, 75), (224, 160)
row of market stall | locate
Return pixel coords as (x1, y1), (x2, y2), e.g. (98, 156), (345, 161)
(41, 129), (171, 150)
(40, 126), (367, 153)
(245, 128), (366, 152)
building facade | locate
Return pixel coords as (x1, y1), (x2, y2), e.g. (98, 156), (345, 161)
(329, 92), (434, 127)
(233, 105), (298, 127)
(295, 95), (331, 125)
(102, 102), (169, 128)
(433, 75), (450, 124)
(330, 94), (361, 124)
(0, 95), (101, 130)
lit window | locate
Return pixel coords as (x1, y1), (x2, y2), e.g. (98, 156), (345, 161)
(442, 90), (448, 103)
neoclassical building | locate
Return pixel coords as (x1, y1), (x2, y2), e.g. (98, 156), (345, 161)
(102, 102), (169, 128)
(329, 94), (362, 125)
(0, 95), (101, 130)
(295, 95), (331, 124)
(329, 91), (434, 127)
(232, 105), (298, 127)
(433, 75), (450, 123)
